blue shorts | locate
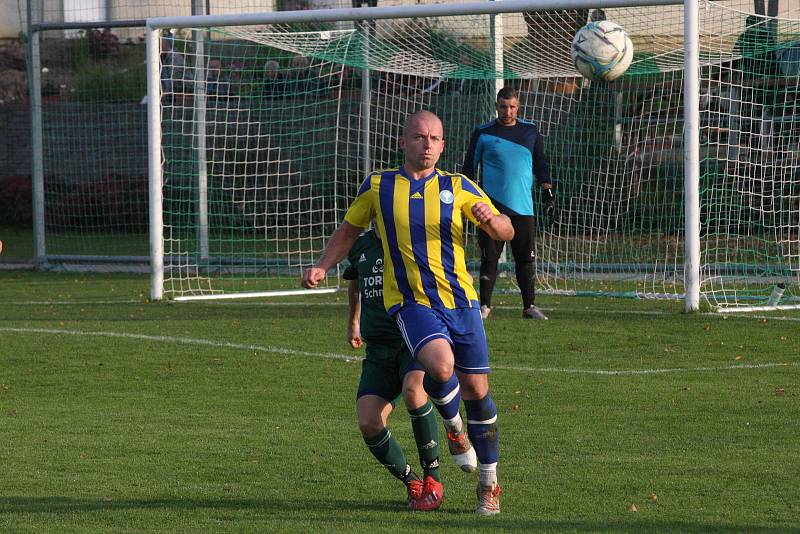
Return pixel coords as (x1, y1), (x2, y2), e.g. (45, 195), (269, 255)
(394, 303), (491, 374)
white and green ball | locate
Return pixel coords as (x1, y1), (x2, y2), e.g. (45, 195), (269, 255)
(571, 21), (634, 82)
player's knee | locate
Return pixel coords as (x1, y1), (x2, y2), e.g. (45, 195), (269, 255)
(424, 360), (454, 382)
(417, 339), (455, 381)
(356, 396), (391, 437)
(401, 381), (427, 409)
(457, 372), (490, 400)
(480, 260), (499, 277)
(358, 416), (385, 438)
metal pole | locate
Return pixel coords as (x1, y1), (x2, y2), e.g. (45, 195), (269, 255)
(683, 0), (701, 311)
(148, 0), (683, 30)
(491, 5), (504, 98)
(490, 2), (507, 264)
(193, 0), (210, 261)
(148, 25), (165, 301)
(361, 57), (372, 176)
(28, 1), (46, 266)
(614, 91), (624, 152)
(358, 11), (372, 177)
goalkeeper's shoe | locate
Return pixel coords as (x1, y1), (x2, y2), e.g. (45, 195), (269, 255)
(522, 305), (548, 320)
(446, 429), (477, 473)
(409, 476), (443, 511)
(476, 482), (502, 516)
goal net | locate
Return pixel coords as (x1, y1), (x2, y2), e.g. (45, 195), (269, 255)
(149, 0), (800, 311)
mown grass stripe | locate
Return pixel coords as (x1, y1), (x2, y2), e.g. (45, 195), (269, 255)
(2, 326), (793, 376)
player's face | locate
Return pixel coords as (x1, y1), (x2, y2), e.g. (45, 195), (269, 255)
(400, 116), (445, 174)
(496, 97), (519, 126)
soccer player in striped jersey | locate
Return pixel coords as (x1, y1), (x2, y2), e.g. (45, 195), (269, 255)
(303, 110), (513, 515)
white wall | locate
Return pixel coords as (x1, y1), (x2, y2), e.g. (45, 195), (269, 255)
(0, 1), (23, 39)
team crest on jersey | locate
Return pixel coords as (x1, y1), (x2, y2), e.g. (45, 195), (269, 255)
(439, 190), (454, 204)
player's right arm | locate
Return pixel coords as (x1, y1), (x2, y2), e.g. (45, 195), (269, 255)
(301, 221), (364, 288)
(302, 174), (376, 289)
(346, 279), (363, 349)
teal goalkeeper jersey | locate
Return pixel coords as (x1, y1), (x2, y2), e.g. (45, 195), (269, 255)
(343, 229), (401, 341)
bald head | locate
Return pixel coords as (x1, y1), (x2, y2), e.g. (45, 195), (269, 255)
(403, 110), (442, 135)
(400, 110), (445, 178)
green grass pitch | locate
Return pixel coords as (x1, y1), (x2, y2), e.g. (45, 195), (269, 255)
(0, 271), (798, 533)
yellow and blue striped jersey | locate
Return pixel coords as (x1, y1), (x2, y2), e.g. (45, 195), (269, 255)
(344, 166), (500, 314)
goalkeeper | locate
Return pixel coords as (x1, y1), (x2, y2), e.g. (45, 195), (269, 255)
(462, 85), (555, 321)
(344, 224), (475, 511)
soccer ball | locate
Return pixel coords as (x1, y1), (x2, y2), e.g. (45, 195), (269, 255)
(571, 21), (634, 82)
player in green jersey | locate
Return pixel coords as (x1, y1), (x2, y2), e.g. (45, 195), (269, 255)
(345, 225), (475, 511)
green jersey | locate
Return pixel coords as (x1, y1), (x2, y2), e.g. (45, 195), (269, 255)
(343, 229), (400, 341)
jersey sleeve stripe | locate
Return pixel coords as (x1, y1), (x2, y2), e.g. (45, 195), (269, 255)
(460, 175), (484, 198)
(356, 172), (377, 196)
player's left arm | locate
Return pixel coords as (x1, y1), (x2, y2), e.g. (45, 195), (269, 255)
(472, 203), (514, 241)
(460, 176), (514, 241)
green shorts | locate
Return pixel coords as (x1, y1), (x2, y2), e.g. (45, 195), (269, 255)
(356, 337), (422, 403)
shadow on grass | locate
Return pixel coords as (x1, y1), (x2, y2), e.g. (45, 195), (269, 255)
(0, 496), (792, 532)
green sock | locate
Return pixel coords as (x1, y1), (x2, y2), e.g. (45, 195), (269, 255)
(363, 427), (410, 481)
(408, 400), (441, 482)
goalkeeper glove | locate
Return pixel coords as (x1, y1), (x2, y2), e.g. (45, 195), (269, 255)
(543, 188), (556, 224)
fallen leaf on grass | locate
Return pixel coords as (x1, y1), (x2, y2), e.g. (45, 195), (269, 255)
(627, 503), (638, 512)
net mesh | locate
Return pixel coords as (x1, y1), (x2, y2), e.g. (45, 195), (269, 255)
(154, 1), (800, 307)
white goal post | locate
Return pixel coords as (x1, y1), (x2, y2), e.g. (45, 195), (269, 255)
(146, 0), (800, 312)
